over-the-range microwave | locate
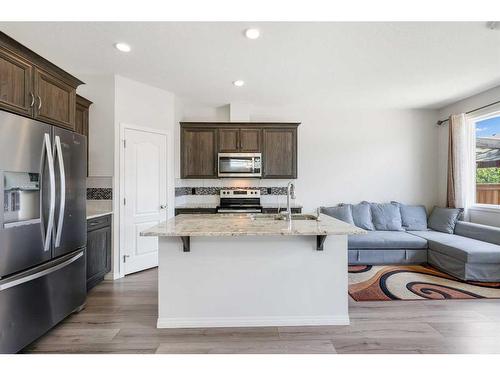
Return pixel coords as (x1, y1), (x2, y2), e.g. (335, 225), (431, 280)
(218, 153), (262, 178)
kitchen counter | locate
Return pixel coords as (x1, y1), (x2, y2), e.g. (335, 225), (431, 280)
(174, 203), (304, 209)
(86, 201), (113, 220)
(142, 213), (363, 237)
(87, 210), (113, 220)
(142, 213), (364, 329)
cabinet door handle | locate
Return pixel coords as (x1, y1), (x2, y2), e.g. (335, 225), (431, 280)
(29, 92), (35, 107)
(37, 95), (42, 110)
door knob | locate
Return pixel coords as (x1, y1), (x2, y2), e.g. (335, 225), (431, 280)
(160, 205), (167, 209)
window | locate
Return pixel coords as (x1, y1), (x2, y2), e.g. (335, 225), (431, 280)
(473, 113), (500, 206)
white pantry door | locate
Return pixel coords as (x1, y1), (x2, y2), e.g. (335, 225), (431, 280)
(122, 127), (167, 275)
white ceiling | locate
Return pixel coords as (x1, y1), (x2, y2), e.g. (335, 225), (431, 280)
(1, 22), (500, 109)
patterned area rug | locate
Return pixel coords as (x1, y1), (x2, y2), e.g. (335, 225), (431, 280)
(348, 265), (500, 301)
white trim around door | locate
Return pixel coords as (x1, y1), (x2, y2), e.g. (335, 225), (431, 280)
(118, 123), (169, 277)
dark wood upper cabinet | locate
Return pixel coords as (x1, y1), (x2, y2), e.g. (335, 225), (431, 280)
(218, 127), (261, 153)
(181, 122), (298, 179)
(0, 32), (83, 130)
(0, 47), (33, 117)
(262, 127), (297, 179)
(239, 128), (261, 152)
(218, 128), (240, 152)
(34, 68), (76, 130)
(181, 127), (217, 178)
(75, 95), (92, 176)
(75, 95), (92, 136)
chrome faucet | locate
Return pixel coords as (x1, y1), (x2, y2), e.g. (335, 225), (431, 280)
(284, 181), (296, 221)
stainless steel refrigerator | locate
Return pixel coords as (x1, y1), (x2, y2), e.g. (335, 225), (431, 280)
(0, 110), (87, 353)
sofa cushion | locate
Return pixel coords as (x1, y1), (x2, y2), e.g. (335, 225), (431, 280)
(348, 231), (428, 249)
(454, 221), (500, 246)
(370, 203), (404, 231)
(408, 230), (500, 263)
(320, 205), (354, 224)
(349, 203), (375, 231)
(427, 207), (463, 234)
(392, 202), (428, 231)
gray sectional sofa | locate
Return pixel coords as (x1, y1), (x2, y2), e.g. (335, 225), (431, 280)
(321, 202), (500, 282)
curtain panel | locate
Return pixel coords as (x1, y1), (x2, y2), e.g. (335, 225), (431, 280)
(446, 113), (476, 219)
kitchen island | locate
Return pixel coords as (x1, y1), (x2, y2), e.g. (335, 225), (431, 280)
(141, 213), (364, 328)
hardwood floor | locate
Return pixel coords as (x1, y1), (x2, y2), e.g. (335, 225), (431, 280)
(23, 268), (500, 354)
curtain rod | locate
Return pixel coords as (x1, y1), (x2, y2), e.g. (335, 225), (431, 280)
(436, 99), (500, 126)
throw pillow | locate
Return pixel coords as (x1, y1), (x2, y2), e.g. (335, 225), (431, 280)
(427, 206), (463, 234)
(370, 202), (404, 231)
(392, 201), (428, 231)
(320, 205), (355, 224)
(348, 202), (375, 231)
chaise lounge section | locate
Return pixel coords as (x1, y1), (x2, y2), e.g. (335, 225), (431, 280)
(321, 203), (500, 282)
(409, 221), (500, 282)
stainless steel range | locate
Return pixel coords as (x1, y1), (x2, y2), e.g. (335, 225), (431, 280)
(216, 189), (262, 213)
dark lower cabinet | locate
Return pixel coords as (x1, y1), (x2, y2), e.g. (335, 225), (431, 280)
(86, 215), (111, 291)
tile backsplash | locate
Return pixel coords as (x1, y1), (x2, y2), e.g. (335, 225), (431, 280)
(87, 176), (113, 200)
(87, 188), (113, 200)
(175, 186), (288, 196)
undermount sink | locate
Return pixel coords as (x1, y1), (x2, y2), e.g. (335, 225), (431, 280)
(250, 213), (319, 221)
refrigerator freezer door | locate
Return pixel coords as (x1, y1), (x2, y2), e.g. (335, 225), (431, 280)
(0, 111), (53, 278)
(0, 249), (86, 353)
(53, 127), (87, 258)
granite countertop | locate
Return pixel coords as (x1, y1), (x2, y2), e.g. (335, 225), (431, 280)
(175, 203), (304, 209)
(141, 213), (364, 237)
(86, 200), (113, 220)
(87, 209), (113, 220)
(261, 203), (303, 209)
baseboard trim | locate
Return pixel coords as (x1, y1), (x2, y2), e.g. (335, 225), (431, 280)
(104, 271), (122, 280)
(157, 315), (350, 328)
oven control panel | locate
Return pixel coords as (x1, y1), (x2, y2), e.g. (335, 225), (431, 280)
(219, 189), (261, 197)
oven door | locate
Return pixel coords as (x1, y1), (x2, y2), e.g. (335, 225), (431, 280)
(218, 153), (262, 177)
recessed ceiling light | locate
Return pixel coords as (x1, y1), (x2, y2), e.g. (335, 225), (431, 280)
(245, 28), (260, 39)
(233, 80), (245, 87)
(114, 42), (131, 52)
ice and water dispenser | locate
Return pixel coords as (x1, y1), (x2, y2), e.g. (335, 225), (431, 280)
(3, 172), (40, 227)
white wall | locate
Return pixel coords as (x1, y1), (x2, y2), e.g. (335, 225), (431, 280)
(114, 75), (176, 217)
(77, 74), (177, 278)
(437, 84), (500, 227)
(112, 75), (176, 277)
(76, 74), (115, 177)
(176, 100), (440, 213)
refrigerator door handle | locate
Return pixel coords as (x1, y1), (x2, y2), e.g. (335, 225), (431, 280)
(0, 251), (83, 291)
(54, 135), (66, 248)
(39, 133), (55, 252)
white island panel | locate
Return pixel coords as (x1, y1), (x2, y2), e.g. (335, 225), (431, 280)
(157, 234), (349, 328)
